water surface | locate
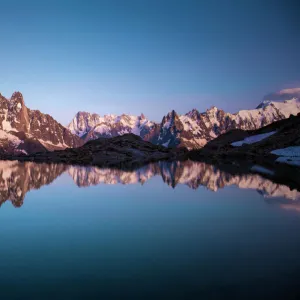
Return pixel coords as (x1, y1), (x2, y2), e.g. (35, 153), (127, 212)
(0, 160), (299, 299)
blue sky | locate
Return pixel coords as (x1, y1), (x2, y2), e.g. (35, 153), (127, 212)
(1, 0), (299, 124)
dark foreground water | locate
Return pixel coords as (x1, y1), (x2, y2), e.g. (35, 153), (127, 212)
(0, 160), (300, 299)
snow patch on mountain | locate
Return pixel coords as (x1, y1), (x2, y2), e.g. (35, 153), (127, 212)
(38, 139), (67, 149)
(0, 130), (22, 147)
(231, 131), (276, 147)
(162, 140), (170, 147)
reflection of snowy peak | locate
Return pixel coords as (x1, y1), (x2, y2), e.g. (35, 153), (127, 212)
(68, 164), (155, 187)
(68, 91), (300, 150)
(66, 161), (300, 201)
(1, 160), (299, 208)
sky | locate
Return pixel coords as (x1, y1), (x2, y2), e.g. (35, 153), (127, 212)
(0, 0), (299, 124)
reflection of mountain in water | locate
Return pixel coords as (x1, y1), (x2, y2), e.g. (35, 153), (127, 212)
(68, 165), (155, 187)
(69, 161), (300, 201)
(0, 160), (299, 208)
(0, 161), (67, 207)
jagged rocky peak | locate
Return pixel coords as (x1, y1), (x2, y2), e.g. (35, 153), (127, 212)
(187, 108), (199, 115)
(156, 110), (184, 148)
(9, 92), (26, 114)
(68, 111), (102, 137)
(207, 105), (218, 112)
(1, 91), (30, 134)
(162, 109), (179, 124)
(171, 109), (179, 119)
(75, 111), (97, 122)
(10, 91), (24, 102)
(77, 111), (101, 119)
(11, 92), (26, 110)
(206, 105), (222, 119)
(0, 91), (82, 155)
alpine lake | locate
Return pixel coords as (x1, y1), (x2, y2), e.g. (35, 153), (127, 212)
(0, 159), (299, 299)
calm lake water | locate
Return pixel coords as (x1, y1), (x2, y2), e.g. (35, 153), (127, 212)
(0, 160), (300, 299)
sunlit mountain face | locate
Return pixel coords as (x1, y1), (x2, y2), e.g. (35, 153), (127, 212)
(0, 160), (299, 208)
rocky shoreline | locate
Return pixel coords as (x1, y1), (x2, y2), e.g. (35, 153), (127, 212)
(0, 132), (299, 191)
(0, 134), (188, 169)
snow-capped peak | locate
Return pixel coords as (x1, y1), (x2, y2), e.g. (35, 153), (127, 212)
(207, 105), (218, 112)
(185, 109), (196, 120)
(256, 100), (272, 109)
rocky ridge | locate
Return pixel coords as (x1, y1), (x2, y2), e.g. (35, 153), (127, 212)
(5, 134), (187, 169)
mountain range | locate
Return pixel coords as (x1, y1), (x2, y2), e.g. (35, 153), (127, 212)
(68, 89), (300, 149)
(0, 89), (299, 155)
